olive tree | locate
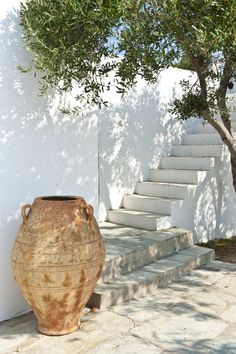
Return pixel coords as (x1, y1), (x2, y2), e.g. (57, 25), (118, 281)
(19, 0), (236, 191)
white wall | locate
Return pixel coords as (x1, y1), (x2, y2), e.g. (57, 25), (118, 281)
(0, 1), (99, 321)
(180, 89), (236, 242)
(98, 68), (194, 219)
(171, 147), (236, 243)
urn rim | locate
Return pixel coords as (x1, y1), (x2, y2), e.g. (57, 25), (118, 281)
(34, 195), (81, 203)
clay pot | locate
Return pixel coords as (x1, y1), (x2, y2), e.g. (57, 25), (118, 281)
(12, 196), (105, 336)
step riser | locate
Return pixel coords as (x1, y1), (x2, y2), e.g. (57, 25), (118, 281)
(88, 248), (214, 309)
(172, 145), (222, 158)
(231, 112), (236, 120)
(108, 210), (172, 231)
(99, 231), (193, 283)
(193, 121), (236, 134)
(135, 182), (189, 199)
(123, 195), (176, 215)
(149, 169), (206, 184)
(194, 125), (216, 134)
(183, 134), (222, 145)
(160, 157), (214, 170)
(227, 102), (236, 110)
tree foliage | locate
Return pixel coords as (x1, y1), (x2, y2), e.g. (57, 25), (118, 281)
(19, 0), (123, 110)
(19, 0), (236, 189)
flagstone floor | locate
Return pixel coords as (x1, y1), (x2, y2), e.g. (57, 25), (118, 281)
(1, 260), (236, 354)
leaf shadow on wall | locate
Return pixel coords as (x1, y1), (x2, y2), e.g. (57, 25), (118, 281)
(0, 9), (98, 321)
(98, 69), (190, 217)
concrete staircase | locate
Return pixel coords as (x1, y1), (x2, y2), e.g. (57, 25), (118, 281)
(89, 95), (235, 310)
(108, 101), (236, 232)
(108, 131), (224, 231)
(88, 223), (214, 309)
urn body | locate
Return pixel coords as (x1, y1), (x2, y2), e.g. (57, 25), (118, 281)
(12, 196), (105, 335)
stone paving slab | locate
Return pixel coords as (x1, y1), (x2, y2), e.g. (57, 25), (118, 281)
(1, 260), (236, 354)
(86, 335), (162, 354)
(131, 309), (228, 350)
(202, 260), (236, 271)
(0, 313), (40, 353)
(221, 304), (236, 324)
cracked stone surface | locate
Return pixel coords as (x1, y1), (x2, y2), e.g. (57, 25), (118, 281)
(1, 261), (236, 354)
(86, 335), (162, 354)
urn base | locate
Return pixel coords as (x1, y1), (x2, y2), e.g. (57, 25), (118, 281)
(37, 321), (81, 336)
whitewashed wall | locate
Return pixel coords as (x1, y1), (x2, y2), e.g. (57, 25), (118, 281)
(0, 1), (99, 321)
(175, 90), (236, 242)
(98, 68), (194, 219)
(171, 148), (236, 243)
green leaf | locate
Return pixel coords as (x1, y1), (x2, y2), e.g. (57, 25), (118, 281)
(17, 65), (32, 73)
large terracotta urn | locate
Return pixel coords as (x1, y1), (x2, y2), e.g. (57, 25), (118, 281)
(12, 196), (105, 336)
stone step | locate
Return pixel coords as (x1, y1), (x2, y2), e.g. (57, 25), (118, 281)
(214, 110), (236, 120)
(230, 112), (236, 120)
(135, 181), (195, 199)
(149, 168), (207, 184)
(172, 145), (223, 158)
(108, 209), (172, 231)
(227, 95), (236, 111)
(99, 223), (193, 283)
(227, 94), (236, 120)
(87, 246), (215, 309)
(193, 121), (236, 134)
(227, 92), (236, 99)
(159, 156), (215, 170)
(183, 133), (223, 145)
(123, 194), (180, 215)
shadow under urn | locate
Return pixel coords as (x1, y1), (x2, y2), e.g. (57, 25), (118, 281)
(12, 196), (105, 336)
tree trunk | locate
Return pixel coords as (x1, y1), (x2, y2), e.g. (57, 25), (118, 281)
(186, 49), (236, 192)
(230, 154), (236, 193)
(201, 110), (236, 193)
(213, 122), (236, 193)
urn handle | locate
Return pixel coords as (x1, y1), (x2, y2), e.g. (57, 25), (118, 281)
(21, 204), (33, 224)
(78, 198), (94, 223)
(85, 204), (94, 223)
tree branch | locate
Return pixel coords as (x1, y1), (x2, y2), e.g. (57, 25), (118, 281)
(216, 53), (234, 134)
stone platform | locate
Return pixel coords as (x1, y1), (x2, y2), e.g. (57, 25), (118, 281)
(88, 223), (214, 309)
